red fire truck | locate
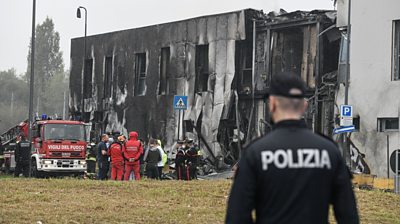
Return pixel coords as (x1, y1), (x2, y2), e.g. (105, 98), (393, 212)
(1, 116), (88, 177)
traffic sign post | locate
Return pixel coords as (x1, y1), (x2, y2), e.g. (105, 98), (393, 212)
(397, 150), (399, 194)
(173, 96), (188, 140)
(391, 150), (400, 194)
(338, 105), (353, 167)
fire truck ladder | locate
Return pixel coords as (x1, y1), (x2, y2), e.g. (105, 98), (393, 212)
(0, 120), (27, 146)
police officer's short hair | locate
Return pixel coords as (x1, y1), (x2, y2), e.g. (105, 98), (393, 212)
(275, 96), (305, 112)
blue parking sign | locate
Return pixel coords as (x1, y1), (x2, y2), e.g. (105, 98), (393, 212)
(340, 105), (352, 117)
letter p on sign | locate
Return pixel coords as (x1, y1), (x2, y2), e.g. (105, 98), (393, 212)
(341, 105), (353, 117)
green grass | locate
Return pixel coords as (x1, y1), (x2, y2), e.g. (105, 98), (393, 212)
(0, 178), (399, 223)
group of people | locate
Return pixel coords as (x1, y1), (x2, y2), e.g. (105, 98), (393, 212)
(175, 139), (200, 180)
(93, 131), (168, 181)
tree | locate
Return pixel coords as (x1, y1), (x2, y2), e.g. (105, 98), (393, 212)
(0, 69), (28, 133)
(25, 17), (66, 115)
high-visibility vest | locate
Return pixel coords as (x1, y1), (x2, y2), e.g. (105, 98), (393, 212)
(86, 155), (96, 161)
(161, 150), (168, 166)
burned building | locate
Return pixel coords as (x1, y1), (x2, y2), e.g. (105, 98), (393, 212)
(69, 9), (340, 168)
(255, 10), (340, 137)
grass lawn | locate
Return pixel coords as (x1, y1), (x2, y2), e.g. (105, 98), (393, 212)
(0, 178), (399, 223)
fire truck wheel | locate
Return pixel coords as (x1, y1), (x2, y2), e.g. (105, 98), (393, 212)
(4, 163), (10, 174)
(30, 159), (42, 178)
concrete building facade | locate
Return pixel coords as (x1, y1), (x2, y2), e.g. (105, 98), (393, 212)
(337, 0), (400, 177)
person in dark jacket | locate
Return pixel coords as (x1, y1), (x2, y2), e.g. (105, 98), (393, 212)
(143, 138), (161, 179)
(97, 134), (109, 180)
(185, 139), (198, 180)
(14, 134), (30, 177)
(226, 72), (359, 224)
(175, 140), (186, 180)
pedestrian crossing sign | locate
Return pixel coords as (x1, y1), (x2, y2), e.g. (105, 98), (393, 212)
(173, 95), (187, 110)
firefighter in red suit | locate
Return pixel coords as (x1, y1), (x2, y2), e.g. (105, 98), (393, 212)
(123, 131), (143, 180)
(108, 136), (125, 180)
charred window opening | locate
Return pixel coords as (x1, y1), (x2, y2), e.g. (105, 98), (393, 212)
(135, 53), (147, 96)
(235, 41), (253, 93)
(378, 118), (399, 132)
(117, 64), (125, 90)
(269, 25), (319, 88)
(195, 45), (209, 93)
(83, 59), (93, 99)
(159, 47), (170, 95)
(104, 56), (113, 98)
(271, 28), (303, 77)
(392, 20), (400, 80)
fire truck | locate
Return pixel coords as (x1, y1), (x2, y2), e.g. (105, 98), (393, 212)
(1, 116), (88, 177)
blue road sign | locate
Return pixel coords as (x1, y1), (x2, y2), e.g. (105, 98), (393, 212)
(333, 125), (355, 135)
(173, 95), (188, 110)
(340, 105), (353, 117)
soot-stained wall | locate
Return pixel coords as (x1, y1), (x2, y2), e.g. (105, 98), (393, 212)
(70, 9), (261, 162)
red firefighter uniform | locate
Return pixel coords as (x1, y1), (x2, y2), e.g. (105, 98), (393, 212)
(108, 142), (125, 180)
(123, 132), (143, 180)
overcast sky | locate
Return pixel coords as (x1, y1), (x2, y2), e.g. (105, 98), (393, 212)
(0, 0), (334, 75)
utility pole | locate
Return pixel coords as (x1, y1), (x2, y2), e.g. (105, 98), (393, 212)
(77, 6), (87, 121)
(10, 92), (14, 115)
(62, 91), (66, 120)
(343, 0), (352, 166)
(28, 0), (36, 177)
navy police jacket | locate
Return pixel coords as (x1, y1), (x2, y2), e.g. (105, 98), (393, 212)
(226, 119), (359, 224)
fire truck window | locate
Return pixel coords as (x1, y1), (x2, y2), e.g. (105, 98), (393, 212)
(44, 124), (85, 141)
(33, 125), (41, 138)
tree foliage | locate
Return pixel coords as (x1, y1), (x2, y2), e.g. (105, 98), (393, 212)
(25, 17), (65, 113)
(0, 17), (68, 133)
(0, 69), (28, 133)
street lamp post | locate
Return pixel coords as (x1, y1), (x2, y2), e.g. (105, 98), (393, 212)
(77, 6), (87, 120)
(28, 0), (36, 177)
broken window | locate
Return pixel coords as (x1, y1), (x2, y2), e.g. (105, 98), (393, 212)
(104, 56), (113, 98)
(271, 29), (303, 77)
(159, 47), (170, 95)
(83, 59), (93, 99)
(378, 118), (399, 132)
(392, 20), (400, 80)
(195, 45), (209, 92)
(135, 53), (147, 96)
(236, 41), (253, 90)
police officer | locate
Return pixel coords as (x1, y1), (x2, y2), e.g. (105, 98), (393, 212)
(226, 72), (359, 224)
(175, 140), (186, 180)
(185, 139), (198, 180)
(14, 134), (31, 177)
